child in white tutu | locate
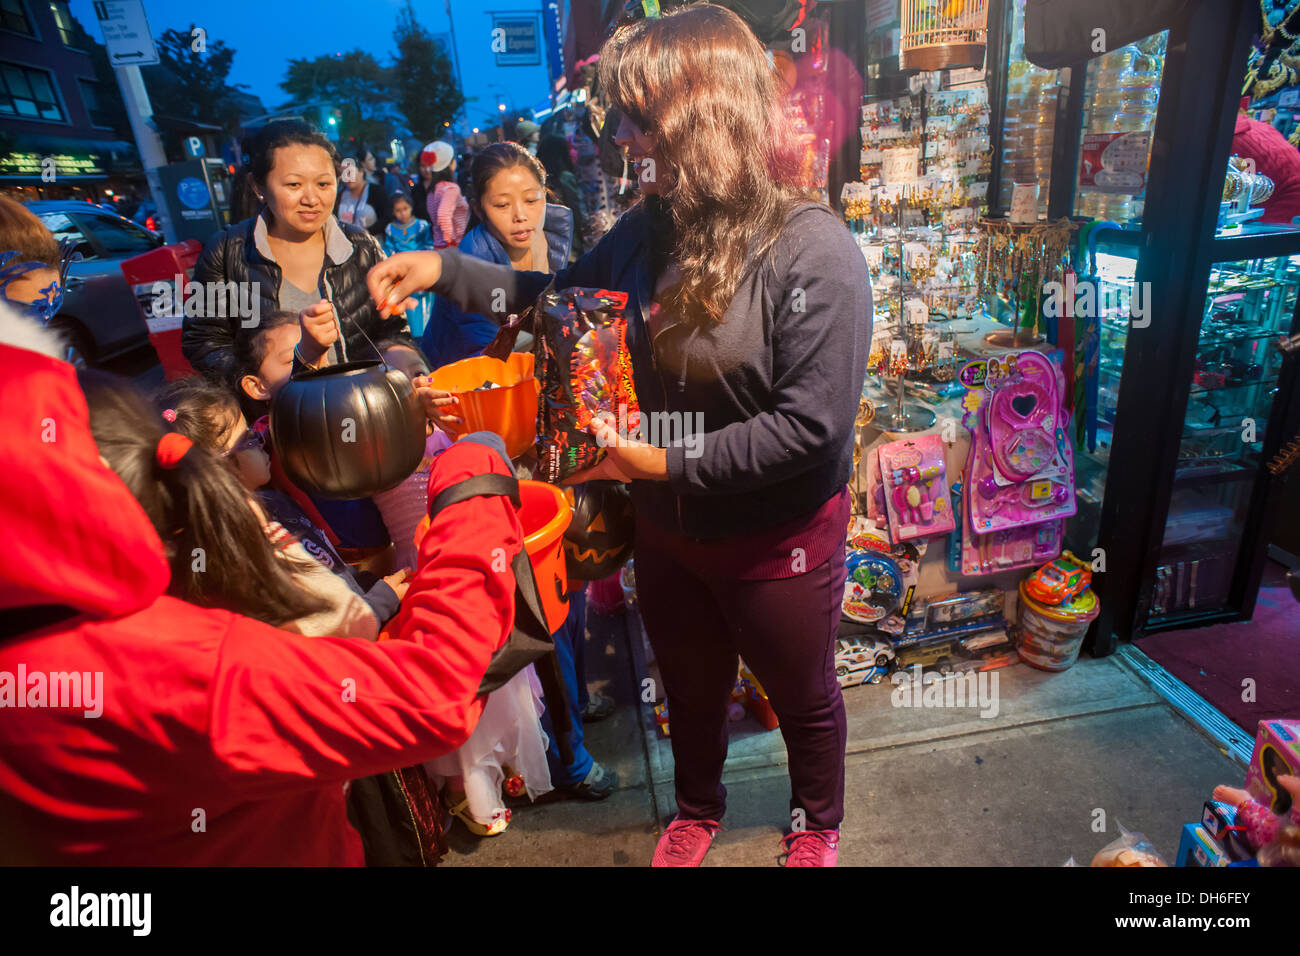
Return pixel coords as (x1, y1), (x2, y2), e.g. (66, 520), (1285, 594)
(424, 667), (552, 836)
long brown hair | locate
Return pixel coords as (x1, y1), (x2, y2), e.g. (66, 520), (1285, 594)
(0, 196), (59, 265)
(79, 369), (330, 627)
(599, 3), (807, 325)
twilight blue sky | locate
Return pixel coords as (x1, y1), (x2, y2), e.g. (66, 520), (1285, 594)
(68, 0), (559, 131)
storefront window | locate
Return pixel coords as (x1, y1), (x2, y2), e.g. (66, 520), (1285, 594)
(998, 0), (1061, 219)
(1072, 33), (1168, 226)
(0, 62), (65, 122)
(0, 0), (33, 36)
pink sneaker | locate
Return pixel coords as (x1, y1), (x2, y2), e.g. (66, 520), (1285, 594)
(652, 817), (721, 867)
(780, 829), (839, 866)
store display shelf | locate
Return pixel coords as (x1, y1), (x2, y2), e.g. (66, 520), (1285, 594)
(1210, 225), (1300, 263)
(1144, 605), (1242, 632)
(1196, 328), (1288, 351)
(1088, 226), (1145, 250)
(1172, 458), (1259, 486)
(1188, 375), (1279, 397)
(1208, 280), (1298, 301)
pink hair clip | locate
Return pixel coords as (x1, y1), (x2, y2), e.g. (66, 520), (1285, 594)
(162, 408), (177, 423)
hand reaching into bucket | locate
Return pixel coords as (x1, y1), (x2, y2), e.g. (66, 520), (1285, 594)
(411, 375), (462, 435)
(367, 251), (443, 319)
(383, 568), (412, 601)
(298, 300), (339, 368)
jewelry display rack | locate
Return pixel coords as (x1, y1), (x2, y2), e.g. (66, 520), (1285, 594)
(976, 217), (1076, 347)
(879, 195), (939, 432)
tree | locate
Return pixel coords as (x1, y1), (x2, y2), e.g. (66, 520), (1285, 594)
(281, 51), (398, 153)
(143, 26), (249, 133)
(392, 1), (465, 144)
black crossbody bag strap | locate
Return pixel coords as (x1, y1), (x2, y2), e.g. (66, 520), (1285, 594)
(428, 473), (521, 517)
(428, 471), (575, 765)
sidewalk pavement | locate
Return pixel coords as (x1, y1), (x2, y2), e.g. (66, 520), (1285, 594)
(441, 603), (1246, 867)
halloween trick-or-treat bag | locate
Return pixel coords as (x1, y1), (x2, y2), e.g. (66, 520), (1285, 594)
(533, 288), (640, 483)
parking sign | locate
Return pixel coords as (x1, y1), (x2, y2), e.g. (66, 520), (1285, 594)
(93, 0), (159, 67)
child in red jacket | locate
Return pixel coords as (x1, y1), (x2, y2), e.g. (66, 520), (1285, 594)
(0, 307), (523, 864)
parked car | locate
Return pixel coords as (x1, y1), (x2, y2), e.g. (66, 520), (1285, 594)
(26, 200), (164, 363)
(129, 200), (160, 232)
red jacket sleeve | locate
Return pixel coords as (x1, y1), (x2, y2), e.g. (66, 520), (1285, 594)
(205, 440), (519, 791)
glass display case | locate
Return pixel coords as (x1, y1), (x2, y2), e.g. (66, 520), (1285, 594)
(1148, 255), (1300, 624)
(989, 0), (1300, 649)
(1065, 242), (1141, 556)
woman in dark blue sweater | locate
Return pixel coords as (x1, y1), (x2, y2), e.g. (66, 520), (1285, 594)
(368, 4), (872, 868)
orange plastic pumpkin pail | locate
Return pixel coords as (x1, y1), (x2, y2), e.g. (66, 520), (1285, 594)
(428, 353), (540, 459)
(518, 480), (572, 633)
(407, 477), (571, 634)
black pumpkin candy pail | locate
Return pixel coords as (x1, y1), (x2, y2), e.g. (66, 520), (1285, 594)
(562, 480), (635, 581)
(270, 360), (427, 500)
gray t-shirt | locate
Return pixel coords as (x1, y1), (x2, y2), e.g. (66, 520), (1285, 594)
(278, 275), (341, 363)
(278, 275), (323, 315)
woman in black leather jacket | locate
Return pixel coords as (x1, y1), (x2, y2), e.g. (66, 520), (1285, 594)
(182, 121), (412, 383)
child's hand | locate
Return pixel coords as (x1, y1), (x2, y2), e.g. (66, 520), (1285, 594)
(383, 568), (412, 601)
(298, 300), (339, 367)
(412, 375), (462, 434)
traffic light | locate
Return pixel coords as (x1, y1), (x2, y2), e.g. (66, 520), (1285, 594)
(318, 105), (342, 141)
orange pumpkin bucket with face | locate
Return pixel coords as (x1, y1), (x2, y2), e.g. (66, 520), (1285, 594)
(428, 353), (540, 459)
(407, 477), (572, 635)
(516, 480), (572, 633)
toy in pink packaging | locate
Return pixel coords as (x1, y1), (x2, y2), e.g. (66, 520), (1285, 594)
(960, 518), (1062, 576)
(1211, 776), (1300, 852)
(960, 351), (1077, 535)
(878, 435), (954, 541)
(1245, 719), (1300, 810)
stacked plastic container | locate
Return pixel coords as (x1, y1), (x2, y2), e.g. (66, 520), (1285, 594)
(998, 0), (1061, 219)
(1075, 35), (1166, 224)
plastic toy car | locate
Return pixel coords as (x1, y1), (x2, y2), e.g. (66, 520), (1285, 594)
(834, 636), (895, 687)
(1023, 550), (1091, 605)
(893, 636), (965, 674)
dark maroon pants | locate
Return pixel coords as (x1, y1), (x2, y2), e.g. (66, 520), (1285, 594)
(635, 529), (848, 831)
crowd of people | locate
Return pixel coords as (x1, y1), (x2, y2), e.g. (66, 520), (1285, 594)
(0, 4), (872, 867)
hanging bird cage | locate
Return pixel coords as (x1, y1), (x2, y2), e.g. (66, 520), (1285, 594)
(900, 0), (989, 72)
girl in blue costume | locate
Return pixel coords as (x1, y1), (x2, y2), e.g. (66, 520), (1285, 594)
(383, 194), (435, 338)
